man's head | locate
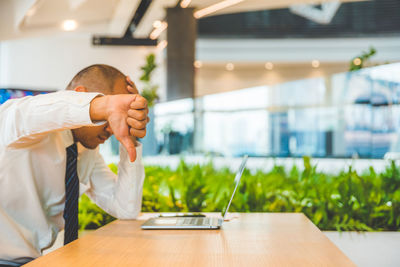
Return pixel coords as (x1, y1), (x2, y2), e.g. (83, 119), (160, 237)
(67, 64), (138, 149)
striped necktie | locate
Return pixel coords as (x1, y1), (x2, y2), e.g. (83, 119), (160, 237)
(63, 143), (79, 245)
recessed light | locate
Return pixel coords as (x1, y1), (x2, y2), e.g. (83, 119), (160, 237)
(62, 20), (78, 31)
(26, 7), (37, 17)
(150, 21), (168, 40)
(353, 58), (362, 66)
(194, 0), (244, 19)
(194, 61), (202, 68)
(156, 40), (168, 51)
(180, 0), (192, 8)
(226, 63), (234, 71)
(265, 62), (274, 70)
(312, 60), (320, 68)
(153, 20), (162, 28)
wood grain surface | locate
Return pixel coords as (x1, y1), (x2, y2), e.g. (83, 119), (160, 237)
(25, 213), (355, 267)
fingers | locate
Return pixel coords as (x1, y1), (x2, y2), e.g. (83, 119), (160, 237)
(130, 127), (146, 139)
(130, 95), (148, 110)
(107, 113), (137, 162)
(127, 108), (148, 121)
(107, 92), (149, 147)
(126, 107), (149, 138)
(126, 117), (147, 130)
(127, 95), (149, 138)
(126, 76), (138, 94)
(119, 136), (137, 162)
(126, 76), (134, 86)
(127, 86), (137, 94)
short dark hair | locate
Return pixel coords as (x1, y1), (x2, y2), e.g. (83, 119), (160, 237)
(66, 64), (126, 94)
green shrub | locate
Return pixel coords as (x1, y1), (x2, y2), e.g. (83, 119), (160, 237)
(78, 194), (115, 230)
(78, 157), (400, 231)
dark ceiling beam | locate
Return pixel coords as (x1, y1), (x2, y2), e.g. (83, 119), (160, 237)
(92, 0), (156, 46)
(123, 0), (153, 38)
(92, 37), (157, 46)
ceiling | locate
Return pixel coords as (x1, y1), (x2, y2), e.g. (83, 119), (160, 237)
(0, 0), (140, 40)
(134, 0), (367, 38)
(0, 0), (368, 41)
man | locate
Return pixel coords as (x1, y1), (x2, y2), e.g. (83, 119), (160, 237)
(0, 64), (149, 266)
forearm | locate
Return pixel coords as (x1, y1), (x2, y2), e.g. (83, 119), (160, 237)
(0, 91), (101, 148)
(113, 142), (144, 218)
(85, 143), (145, 219)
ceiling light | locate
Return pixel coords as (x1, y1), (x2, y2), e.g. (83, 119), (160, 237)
(180, 0), (192, 8)
(156, 40), (168, 51)
(353, 58), (362, 66)
(194, 61), (202, 68)
(265, 62), (274, 70)
(194, 0), (244, 19)
(226, 63), (234, 71)
(26, 7), (37, 17)
(312, 60), (320, 68)
(62, 20), (78, 31)
(153, 20), (162, 28)
(150, 21), (168, 40)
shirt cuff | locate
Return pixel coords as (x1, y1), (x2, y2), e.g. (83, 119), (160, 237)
(65, 91), (105, 126)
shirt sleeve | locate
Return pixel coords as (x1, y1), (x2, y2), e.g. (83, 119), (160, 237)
(0, 90), (102, 148)
(84, 142), (145, 219)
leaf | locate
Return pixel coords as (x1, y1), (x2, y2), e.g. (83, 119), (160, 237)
(78, 159), (400, 231)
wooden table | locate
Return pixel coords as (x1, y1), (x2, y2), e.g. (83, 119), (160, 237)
(26, 213), (355, 267)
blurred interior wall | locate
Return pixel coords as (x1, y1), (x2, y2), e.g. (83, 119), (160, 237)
(195, 62), (348, 97)
(0, 34), (162, 93)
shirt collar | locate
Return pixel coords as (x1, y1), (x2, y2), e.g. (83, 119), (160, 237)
(61, 130), (75, 148)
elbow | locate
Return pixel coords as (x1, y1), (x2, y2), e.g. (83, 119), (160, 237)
(114, 208), (141, 220)
(112, 199), (142, 220)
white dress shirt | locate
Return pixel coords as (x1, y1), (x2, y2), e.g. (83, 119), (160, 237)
(0, 91), (145, 266)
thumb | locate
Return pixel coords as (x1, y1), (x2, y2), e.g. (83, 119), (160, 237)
(120, 136), (137, 162)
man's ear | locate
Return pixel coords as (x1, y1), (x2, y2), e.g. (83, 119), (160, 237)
(74, 86), (87, 92)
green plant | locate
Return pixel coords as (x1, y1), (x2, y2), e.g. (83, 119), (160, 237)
(349, 47), (377, 71)
(140, 53), (159, 107)
(78, 158), (400, 232)
(78, 194), (115, 230)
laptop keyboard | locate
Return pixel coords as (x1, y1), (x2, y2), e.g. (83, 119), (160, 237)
(180, 218), (211, 226)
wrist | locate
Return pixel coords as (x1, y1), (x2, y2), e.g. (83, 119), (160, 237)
(90, 95), (110, 122)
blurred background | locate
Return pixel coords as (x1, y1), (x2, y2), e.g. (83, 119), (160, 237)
(1, 1), (400, 266)
(0, 0), (399, 164)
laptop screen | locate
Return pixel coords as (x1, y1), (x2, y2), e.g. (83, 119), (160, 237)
(222, 155), (248, 220)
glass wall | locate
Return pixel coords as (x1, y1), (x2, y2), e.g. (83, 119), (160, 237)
(0, 88), (51, 103)
(153, 98), (194, 155)
(3, 63), (399, 160)
(151, 63), (400, 159)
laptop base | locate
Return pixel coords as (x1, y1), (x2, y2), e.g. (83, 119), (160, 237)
(141, 217), (222, 230)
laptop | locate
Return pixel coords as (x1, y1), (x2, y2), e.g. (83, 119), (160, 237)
(141, 155), (248, 230)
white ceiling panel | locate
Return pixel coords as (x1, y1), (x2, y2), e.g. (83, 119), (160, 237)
(0, 0), (370, 40)
(108, 0), (141, 36)
(20, 0), (119, 30)
(1, 0), (138, 39)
